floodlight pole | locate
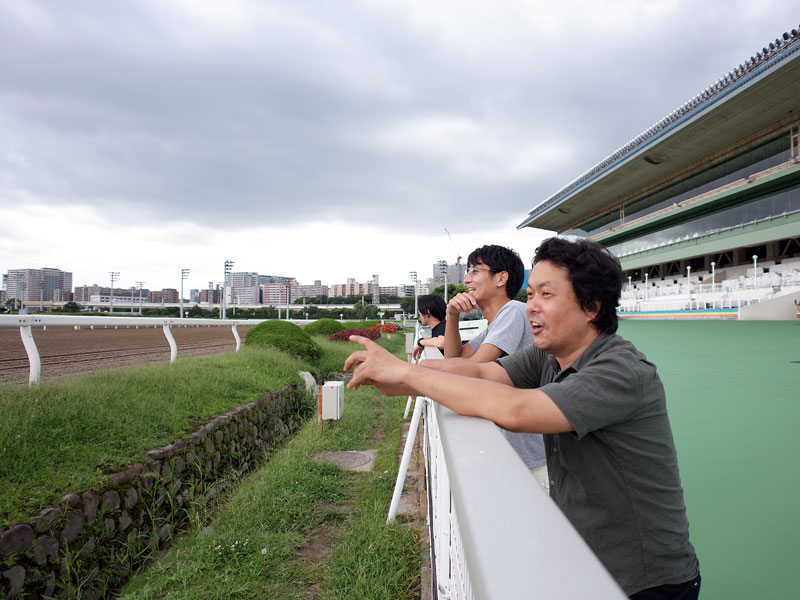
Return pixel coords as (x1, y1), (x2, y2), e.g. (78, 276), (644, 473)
(438, 260), (448, 303)
(136, 281), (144, 315)
(410, 271), (418, 317)
(109, 272), (119, 313)
(180, 268), (190, 318)
(222, 260), (233, 319)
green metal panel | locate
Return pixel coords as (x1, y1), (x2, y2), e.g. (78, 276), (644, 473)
(618, 211), (800, 270)
(596, 162), (800, 246)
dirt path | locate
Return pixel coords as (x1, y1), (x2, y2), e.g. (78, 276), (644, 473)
(0, 325), (253, 384)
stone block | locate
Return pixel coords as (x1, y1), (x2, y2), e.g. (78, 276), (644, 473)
(101, 490), (121, 513)
(104, 518), (116, 536)
(82, 491), (99, 522)
(60, 510), (86, 545)
(32, 507), (60, 533)
(33, 536), (59, 566)
(145, 445), (173, 461)
(2, 565), (25, 596)
(80, 535), (96, 557)
(124, 487), (138, 509)
(108, 463), (142, 488)
(157, 523), (172, 543)
(141, 473), (156, 491)
(118, 512), (132, 533)
(160, 461), (173, 482)
(0, 524), (35, 556)
(62, 492), (81, 508)
(173, 455), (186, 475)
(44, 572), (56, 597)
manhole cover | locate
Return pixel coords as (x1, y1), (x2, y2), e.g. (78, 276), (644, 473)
(315, 450), (376, 472)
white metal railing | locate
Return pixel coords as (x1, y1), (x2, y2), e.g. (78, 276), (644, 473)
(393, 325), (625, 599)
(0, 314), (265, 385)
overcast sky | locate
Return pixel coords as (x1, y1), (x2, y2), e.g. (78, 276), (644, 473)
(1, 1), (797, 291)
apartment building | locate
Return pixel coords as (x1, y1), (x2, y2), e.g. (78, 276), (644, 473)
(4, 267), (73, 302)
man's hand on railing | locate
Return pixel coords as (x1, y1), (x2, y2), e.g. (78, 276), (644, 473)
(344, 335), (415, 396)
(412, 335), (444, 360)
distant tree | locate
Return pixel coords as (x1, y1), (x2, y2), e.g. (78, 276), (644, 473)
(187, 305), (207, 318)
(61, 301), (83, 313)
(432, 283), (468, 299)
(515, 289), (527, 302)
(399, 296), (416, 316)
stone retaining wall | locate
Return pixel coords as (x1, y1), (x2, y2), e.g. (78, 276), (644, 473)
(0, 382), (313, 599)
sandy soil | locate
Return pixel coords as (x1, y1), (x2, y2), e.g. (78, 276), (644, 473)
(0, 324), (253, 384)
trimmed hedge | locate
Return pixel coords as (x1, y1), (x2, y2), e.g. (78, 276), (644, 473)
(245, 320), (321, 361)
(304, 318), (347, 337)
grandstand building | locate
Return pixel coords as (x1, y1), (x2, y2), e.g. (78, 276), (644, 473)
(519, 27), (800, 317)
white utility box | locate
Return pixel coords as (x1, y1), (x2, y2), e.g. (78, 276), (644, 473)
(321, 381), (345, 420)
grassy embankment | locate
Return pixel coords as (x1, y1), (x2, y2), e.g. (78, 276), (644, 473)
(1, 328), (421, 598)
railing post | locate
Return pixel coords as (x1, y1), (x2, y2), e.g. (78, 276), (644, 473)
(232, 325), (241, 351)
(163, 324), (178, 362)
(387, 395), (425, 523)
(19, 325), (41, 385)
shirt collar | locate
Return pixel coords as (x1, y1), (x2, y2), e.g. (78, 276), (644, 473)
(545, 331), (614, 378)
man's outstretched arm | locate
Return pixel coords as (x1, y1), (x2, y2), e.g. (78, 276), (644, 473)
(344, 336), (573, 434)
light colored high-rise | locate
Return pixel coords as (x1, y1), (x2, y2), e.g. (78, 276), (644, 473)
(4, 267), (73, 302)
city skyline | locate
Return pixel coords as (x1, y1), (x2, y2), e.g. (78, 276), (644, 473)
(2, 266), (441, 305)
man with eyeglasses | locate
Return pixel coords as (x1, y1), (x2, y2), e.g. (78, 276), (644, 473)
(436, 244), (547, 488)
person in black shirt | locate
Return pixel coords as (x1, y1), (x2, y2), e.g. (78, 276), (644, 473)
(412, 294), (447, 359)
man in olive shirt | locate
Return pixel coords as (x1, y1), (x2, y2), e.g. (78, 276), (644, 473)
(344, 238), (700, 598)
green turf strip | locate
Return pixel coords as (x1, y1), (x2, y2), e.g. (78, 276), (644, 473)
(618, 320), (800, 600)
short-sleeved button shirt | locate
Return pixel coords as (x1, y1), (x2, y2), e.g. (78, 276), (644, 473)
(497, 333), (699, 595)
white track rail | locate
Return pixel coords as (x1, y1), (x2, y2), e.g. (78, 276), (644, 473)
(0, 315), (265, 384)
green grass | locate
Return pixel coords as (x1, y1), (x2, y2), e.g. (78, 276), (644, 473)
(617, 320), (800, 600)
(120, 333), (420, 599)
(0, 346), (309, 528)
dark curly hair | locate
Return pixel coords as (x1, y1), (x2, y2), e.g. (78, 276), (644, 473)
(533, 237), (622, 334)
(417, 294), (447, 320)
(467, 244), (525, 300)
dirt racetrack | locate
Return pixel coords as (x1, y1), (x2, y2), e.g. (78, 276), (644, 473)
(0, 324), (254, 384)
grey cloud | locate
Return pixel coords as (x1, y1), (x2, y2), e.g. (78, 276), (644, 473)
(0, 1), (797, 235)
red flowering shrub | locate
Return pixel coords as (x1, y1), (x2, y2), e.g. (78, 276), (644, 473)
(381, 323), (397, 333)
(329, 327), (382, 342)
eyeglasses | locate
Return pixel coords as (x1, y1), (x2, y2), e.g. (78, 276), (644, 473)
(466, 266), (497, 276)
